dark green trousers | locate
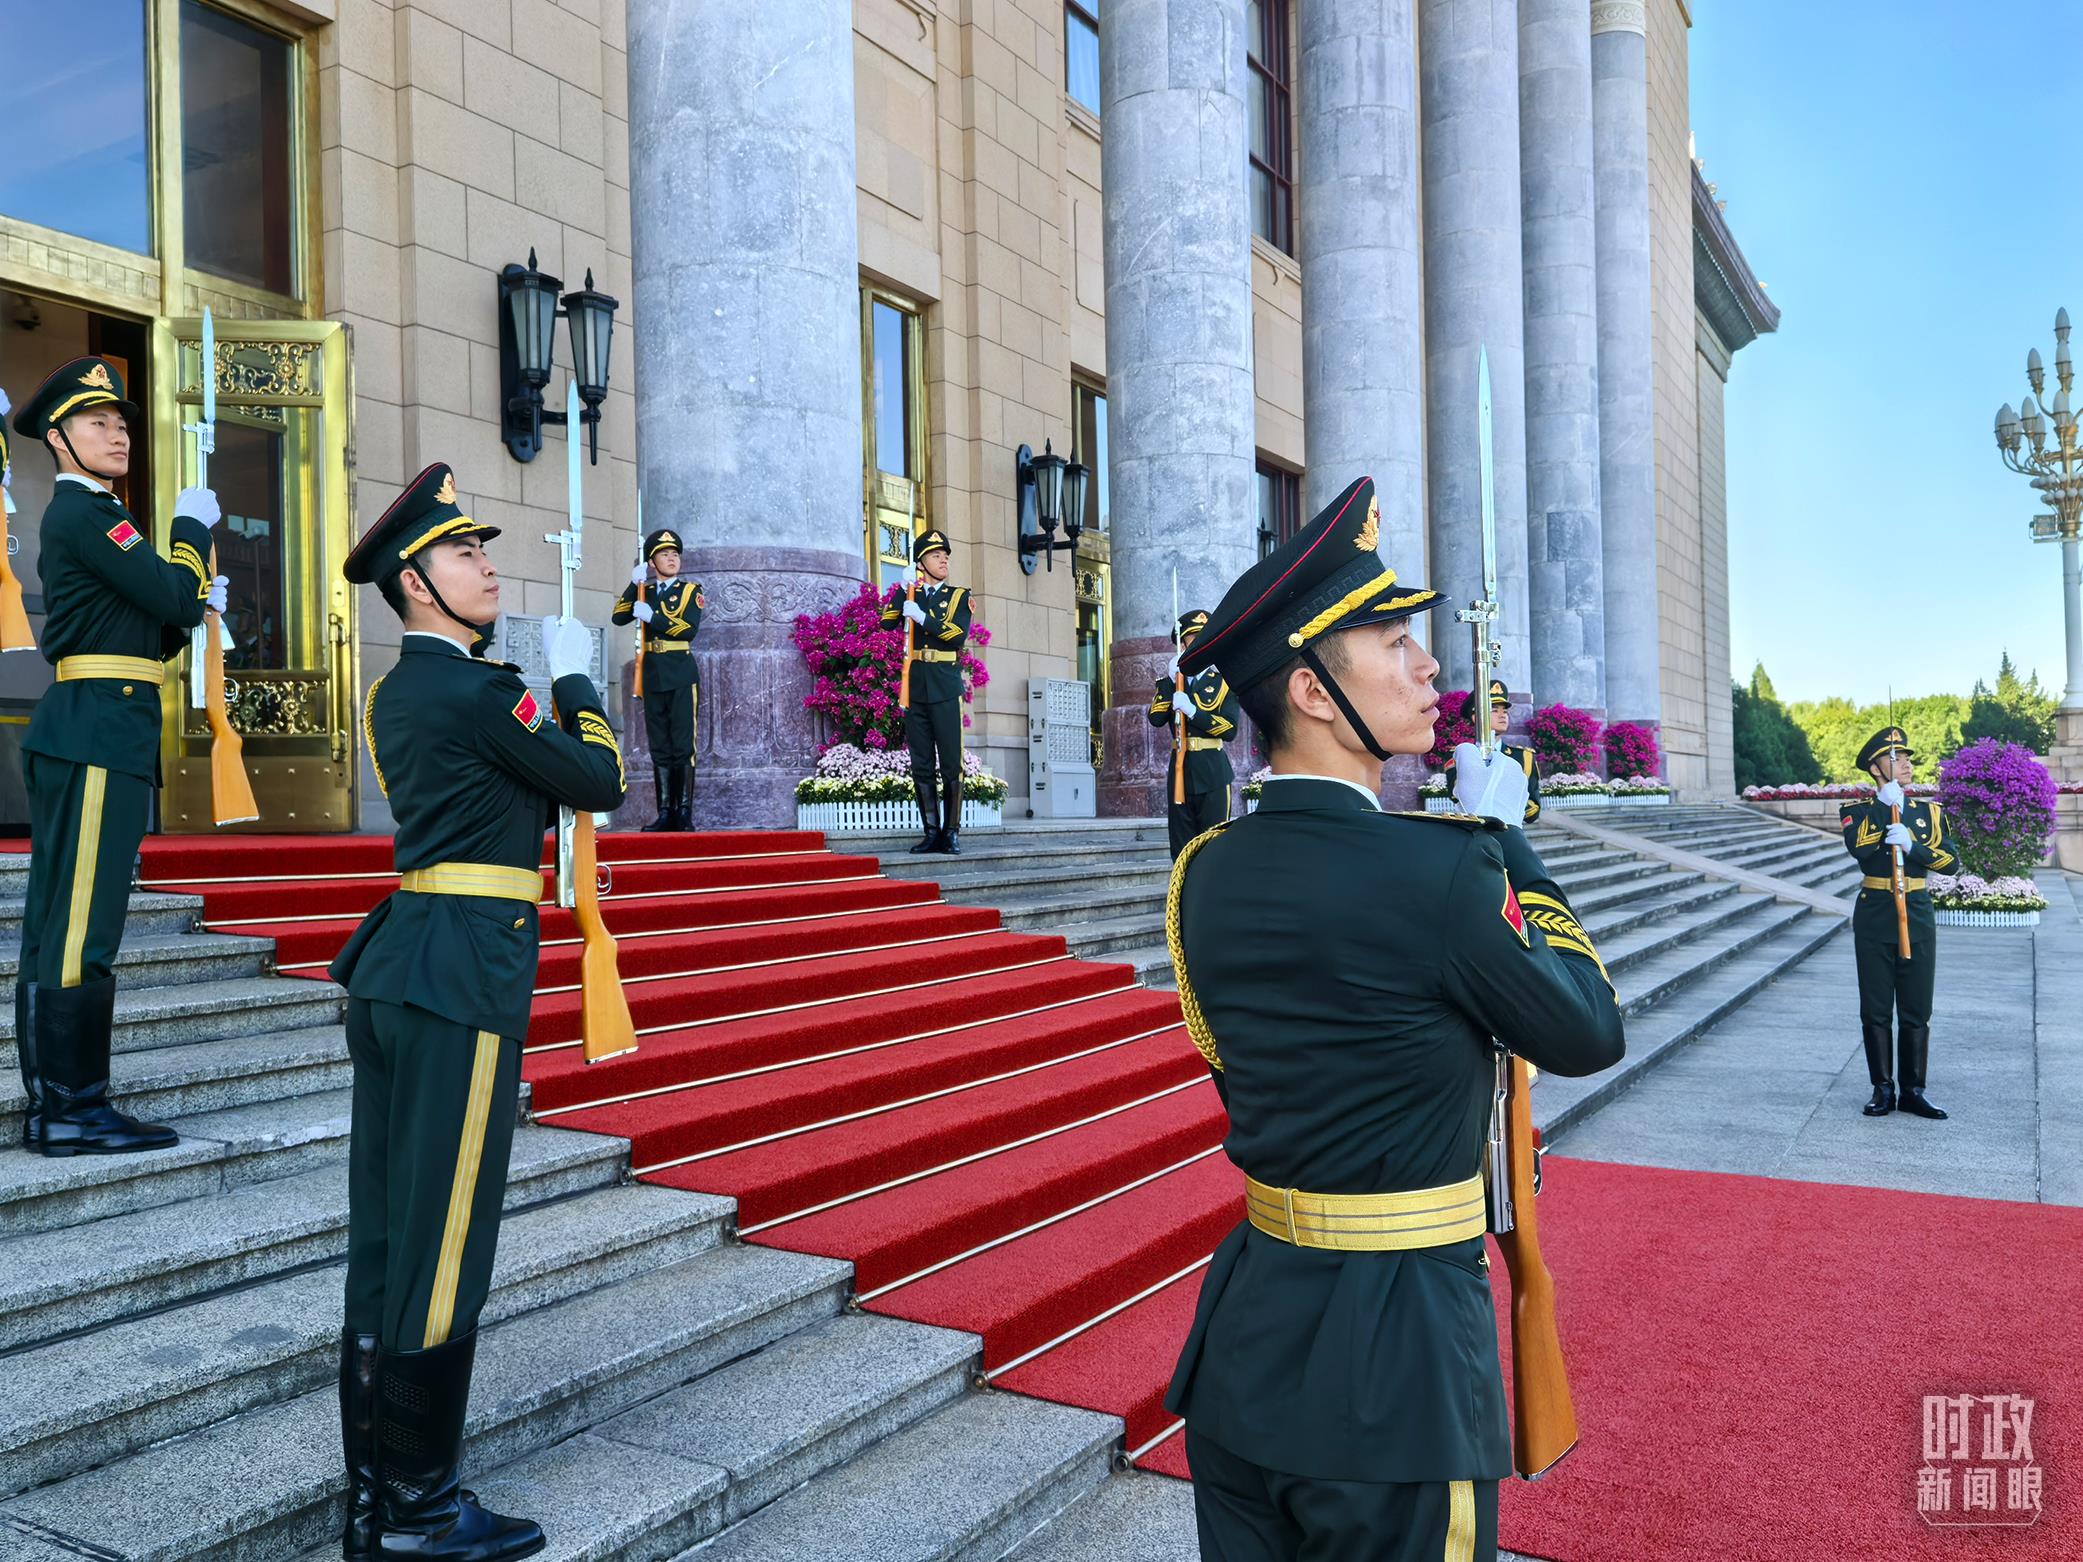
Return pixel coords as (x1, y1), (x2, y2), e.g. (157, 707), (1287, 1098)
(1186, 1428), (1498, 1562)
(1168, 788), (1229, 859)
(905, 698), (963, 818)
(1852, 888), (1937, 1029)
(344, 997), (521, 1351)
(640, 680), (695, 768)
(20, 752), (150, 990)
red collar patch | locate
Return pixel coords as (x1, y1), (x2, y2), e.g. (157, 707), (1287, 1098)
(1501, 875), (1529, 947)
(106, 519), (143, 551)
(512, 690), (544, 731)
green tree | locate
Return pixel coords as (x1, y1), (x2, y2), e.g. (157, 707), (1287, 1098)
(1732, 663), (1822, 789)
(1788, 696), (1867, 781)
(1962, 651), (2057, 752)
(1790, 692), (1969, 783)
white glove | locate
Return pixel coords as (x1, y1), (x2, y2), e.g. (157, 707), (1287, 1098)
(1451, 742), (1530, 825)
(902, 599), (928, 625)
(0, 387), (10, 417)
(1883, 822), (1915, 852)
(631, 599), (655, 624)
(631, 562), (649, 587)
(545, 615), (594, 682)
(1875, 779), (1905, 809)
(174, 486), (221, 527)
(205, 575), (229, 615)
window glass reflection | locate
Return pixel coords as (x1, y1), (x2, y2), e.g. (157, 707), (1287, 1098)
(871, 301), (910, 478)
(0, 0), (151, 254)
(181, 1), (295, 294)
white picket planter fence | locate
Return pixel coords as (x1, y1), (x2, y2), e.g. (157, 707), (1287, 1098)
(1419, 792), (1668, 812)
(1934, 907), (2042, 928)
(795, 798), (1004, 834)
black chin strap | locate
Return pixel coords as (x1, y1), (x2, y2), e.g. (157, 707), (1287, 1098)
(1299, 646), (1391, 763)
(406, 551), (490, 655)
(51, 426), (123, 485)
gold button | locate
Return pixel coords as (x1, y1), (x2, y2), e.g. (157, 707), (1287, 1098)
(1286, 632), (1303, 648)
(121, 684), (133, 696)
(513, 917), (525, 928)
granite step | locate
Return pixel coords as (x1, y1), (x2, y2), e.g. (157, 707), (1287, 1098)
(1613, 899), (1820, 1019)
(1600, 891), (1790, 979)
(0, 1240), (851, 1562)
(0, 1123), (627, 1354)
(0, 1023), (351, 1146)
(0, 928), (270, 989)
(887, 859), (1172, 904)
(679, 1390), (1119, 1562)
(847, 839), (1174, 878)
(0, 1181), (738, 1500)
(0, 975), (343, 1068)
(992, 882), (1174, 933)
(0, 890), (204, 943)
(1056, 910), (1169, 962)
(1007, 1471), (1200, 1561)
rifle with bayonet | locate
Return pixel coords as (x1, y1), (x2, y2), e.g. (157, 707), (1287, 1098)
(547, 379), (637, 1065)
(184, 309), (259, 827)
(1466, 344), (1577, 1479)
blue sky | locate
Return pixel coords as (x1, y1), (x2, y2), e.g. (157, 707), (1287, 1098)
(1690, 2), (2083, 706)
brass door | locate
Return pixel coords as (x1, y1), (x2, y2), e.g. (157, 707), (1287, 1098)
(156, 317), (356, 832)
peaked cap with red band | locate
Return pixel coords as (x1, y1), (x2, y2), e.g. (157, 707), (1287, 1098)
(11, 357), (141, 443)
(1178, 475), (1446, 690)
(343, 463), (501, 585)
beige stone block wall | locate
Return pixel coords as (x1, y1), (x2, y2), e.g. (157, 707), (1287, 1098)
(1646, 0), (1705, 793)
(1253, 239), (1305, 471)
(319, 0), (638, 824)
(1697, 323), (1735, 795)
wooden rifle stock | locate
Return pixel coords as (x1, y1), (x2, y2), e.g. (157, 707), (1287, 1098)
(1889, 800), (1911, 959)
(897, 576), (918, 710)
(0, 502), (32, 653)
(204, 545), (259, 826)
(572, 808), (637, 1064)
(1493, 1054), (1578, 1478)
(632, 574), (646, 699)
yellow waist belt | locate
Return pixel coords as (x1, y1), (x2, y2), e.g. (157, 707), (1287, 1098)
(645, 640), (691, 652)
(398, 862), (545, 903)
(1863, 875), (1928, 892)
(56, 655), (166, 686)
(1244, 1171), (1487, 1251)
(1184, 736), (1226, 752)
(909, 648), (959, 663)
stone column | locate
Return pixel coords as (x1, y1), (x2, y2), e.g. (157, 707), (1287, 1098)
(1298, 1), (1424, 577)
(1420, 0), (1532, 696)
(1591, 0), (1660, 730)
(1097, 0), (1260, 817)
(627, 1), (865, 827)
(1519, 0), (1606, 717)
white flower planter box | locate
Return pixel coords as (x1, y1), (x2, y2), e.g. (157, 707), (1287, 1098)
(1420, 791), (1670, 813)
(1934, 907), (2042, 928)
(795, 798), (1003, 834)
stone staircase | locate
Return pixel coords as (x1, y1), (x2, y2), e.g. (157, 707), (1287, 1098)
(0, 848), (1176, 1562)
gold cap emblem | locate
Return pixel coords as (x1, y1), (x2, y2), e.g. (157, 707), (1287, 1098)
(1355, 496), (1381, 552)
(80, 363), (115, 391)
(434, 472), (457, 505)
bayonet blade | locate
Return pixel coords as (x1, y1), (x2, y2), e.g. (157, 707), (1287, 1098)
(200, 309), (216, 433)
(189, 309), (218, 707)
(1477, 346), (1498, 606)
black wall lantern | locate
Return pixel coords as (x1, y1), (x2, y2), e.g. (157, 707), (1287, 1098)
(498, 248), (620, 464)
(1017, 439), (1089, 573)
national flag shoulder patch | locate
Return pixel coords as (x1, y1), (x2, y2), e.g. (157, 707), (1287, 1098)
(1840, 813), (1854, 829)
(512, 690), (544, 731)
(1501, 873), (1529, 948)
(106, 519), (143, 551)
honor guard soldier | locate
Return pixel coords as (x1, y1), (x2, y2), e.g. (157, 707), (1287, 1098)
(612, 527), (703, 830)
(880, 528), (972, 855)
(10, 358), (227, 1157)
(1840, 726), (1961, 1121)
(1149, 609), (1241, 858)
(331, 463), (624, 1560)
(1442, 678), (1541, 824)
(1162, 476), (1626, 1562)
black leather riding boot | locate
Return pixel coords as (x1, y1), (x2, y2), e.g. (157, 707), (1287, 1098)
(640, 767), (670, 831)
(340, 1329), (381, 1558)
(939, 774), (963, 855)
(16, 981), (41, 1150)
(670, 763), (692, 831)
(39, 978), (179, 1156)
(909, 787), (941, 854)
(1896, 1024), (1947, 1119)
(376, 1333), (544, 1560)
(1859, 1019), (1895, 1116)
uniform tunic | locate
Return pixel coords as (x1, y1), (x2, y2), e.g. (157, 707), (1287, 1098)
(611, 575), (701, 768)
(880, 581), (973, 812)
(1839, 796), (1961, 1032)
(1148, 665), (1241, 856)
(20, 477), (213, 990)
(330, 637), (624, 1350)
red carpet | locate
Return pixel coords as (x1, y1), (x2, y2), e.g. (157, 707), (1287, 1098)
(126, 832), (2079, 1561)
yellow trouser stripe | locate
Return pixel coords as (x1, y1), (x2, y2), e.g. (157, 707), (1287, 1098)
(62, 766), (107, 988)
(1445, 1479), (1475, 1562)
(424, 1029), (501, 1348)
(1243, 1172), (1487, 1251)
(1863, 875), (1927, 892)
(56, 655), (165, 685)
(398, 862), (544, 902)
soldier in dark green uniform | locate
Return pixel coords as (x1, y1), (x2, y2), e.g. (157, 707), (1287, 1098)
(1148, 608), (1240, 858)
(879, 528), (972, 855)
(611, 527), (703, 831)
(10, 357), (227, 1157)
(330, 463), (624, 1560)
(1840, 726), (1960, 1121)
(1163, 475), (1626, 1562)
(1442, 678), (1541, 824)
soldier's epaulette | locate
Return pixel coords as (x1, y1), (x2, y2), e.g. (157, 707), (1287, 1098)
(1386, 809), (1503, 830)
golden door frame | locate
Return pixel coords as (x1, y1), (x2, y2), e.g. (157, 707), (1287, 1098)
(156, 317), (357, 832)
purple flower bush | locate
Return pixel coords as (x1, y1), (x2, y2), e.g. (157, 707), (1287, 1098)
(791, 582), (992, 753)
(1528, 703), (1602, 774)
(1603, 720), (1660, 780)
(1936, 738), (2056, 881)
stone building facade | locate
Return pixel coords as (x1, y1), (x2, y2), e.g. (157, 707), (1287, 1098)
(0, 0), (1773, 833)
